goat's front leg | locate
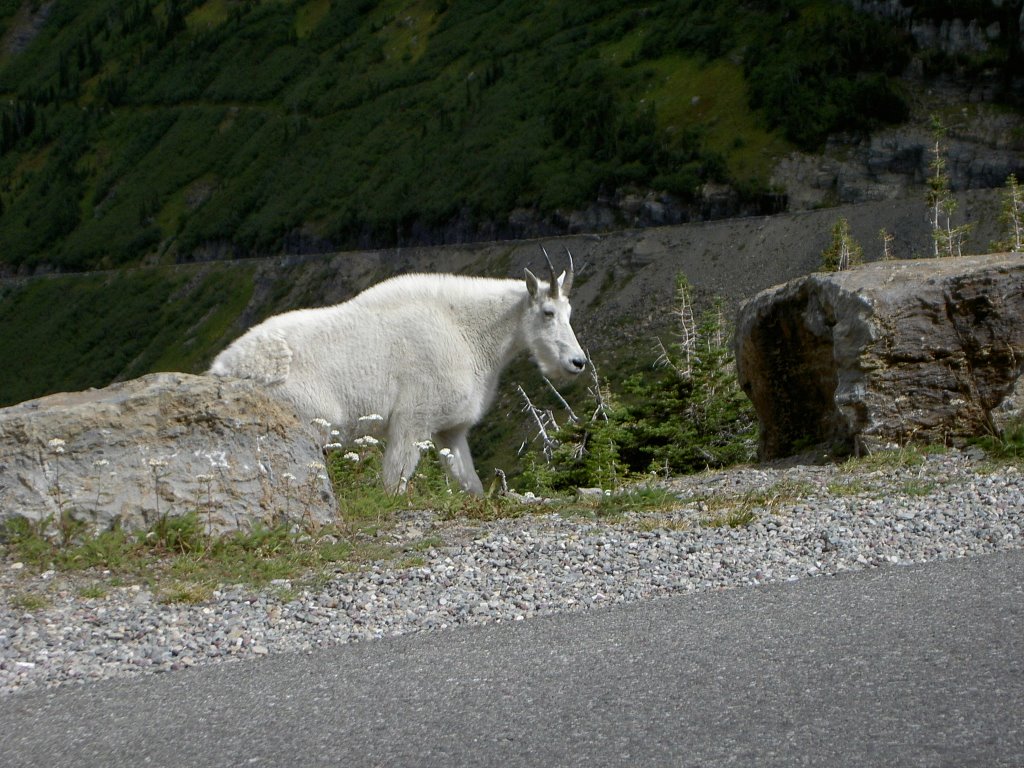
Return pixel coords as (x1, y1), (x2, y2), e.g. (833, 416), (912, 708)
(434, 427), (484, 496)
(382, 421), (424, 495)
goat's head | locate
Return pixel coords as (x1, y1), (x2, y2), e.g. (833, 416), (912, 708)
(523, 247), (587, 380)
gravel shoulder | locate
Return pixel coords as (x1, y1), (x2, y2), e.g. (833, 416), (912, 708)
(1, 449), (1021, 696)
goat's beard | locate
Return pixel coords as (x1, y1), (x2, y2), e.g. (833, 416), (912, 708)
(531, 352), (561, 380)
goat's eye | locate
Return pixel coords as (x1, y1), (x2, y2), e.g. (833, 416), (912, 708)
(543, 308), (556, 319)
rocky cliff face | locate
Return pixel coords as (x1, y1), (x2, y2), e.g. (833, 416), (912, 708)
(0, 1), (53, 56)
(846, 0), (1022, 56)
(773, 2), (1024, 211)
(774, 106), (1024, 210)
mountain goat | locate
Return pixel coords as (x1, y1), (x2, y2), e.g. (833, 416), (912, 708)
(209, 250), (586, 495)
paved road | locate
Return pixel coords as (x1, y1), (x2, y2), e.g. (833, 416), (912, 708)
(2, 550), (1022, 767)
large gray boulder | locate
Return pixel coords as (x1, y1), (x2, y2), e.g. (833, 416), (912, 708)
(0, 373), (335, 537)
(735, 253), (1024, 459)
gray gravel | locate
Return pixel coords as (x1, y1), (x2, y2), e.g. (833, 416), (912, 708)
(2, 449), (1021, 696)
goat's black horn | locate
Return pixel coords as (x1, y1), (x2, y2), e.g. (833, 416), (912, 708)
(562, 247), (575, 295)
(541, 245), (560, 297)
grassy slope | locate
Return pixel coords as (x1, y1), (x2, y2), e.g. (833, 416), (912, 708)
(0, 263), (255, 404)
(0, 0), (922, 271)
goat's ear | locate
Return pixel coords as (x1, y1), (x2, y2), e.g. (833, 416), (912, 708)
(524, 268), (541, 298)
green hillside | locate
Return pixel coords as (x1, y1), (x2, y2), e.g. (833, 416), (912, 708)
(0, 262), (257, 404)
(0, 0), (917, 271)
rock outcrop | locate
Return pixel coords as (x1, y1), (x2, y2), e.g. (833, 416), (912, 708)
(0, 373), (336, 537)
(735, 253), (1024, 459)
(845, 0), (1021, 57)
(0, 2), (54, 57)
(773, 1), (1024, 211)
(774, 110), (1024, 211)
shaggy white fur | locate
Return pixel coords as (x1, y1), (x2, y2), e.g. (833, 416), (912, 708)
(209, 268), (586, 494)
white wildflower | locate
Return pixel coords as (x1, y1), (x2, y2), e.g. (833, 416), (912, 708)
(195, 474), (214, 483)
(93, 459), (109, 468)
(354, 435), (380, 447)
(330, 430), (341, 437)
(343, 452), (360, 463)
(282, 472), (297, 482)
(48, 438), (66, 454)
(147, 458), (168, 468)
(306, 461), (326, 471)
(324, 442), (345, 450)
(438, 447), (454, 463)
(414, 440), (434, 452)
(311, 418), (331, 428)
(358, 414), (385, 423)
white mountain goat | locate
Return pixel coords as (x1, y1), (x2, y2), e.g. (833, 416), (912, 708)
(209, 250), (586, 494)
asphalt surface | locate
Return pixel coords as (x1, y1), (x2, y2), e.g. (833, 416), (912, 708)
(1, 549), (1022, 768)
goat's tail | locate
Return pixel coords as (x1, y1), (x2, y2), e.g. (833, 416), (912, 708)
(208, 330), (292, 385)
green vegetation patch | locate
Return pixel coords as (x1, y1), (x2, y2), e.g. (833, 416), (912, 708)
(0, 0), (923, 271)
(1, 512), (395, 604)
(630, 55), (789, 186)
(0, 262), (256, 406)
(970, 418), (1024, 466)
(186, 0), (232, 31)
(295, 0), (330, 39)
